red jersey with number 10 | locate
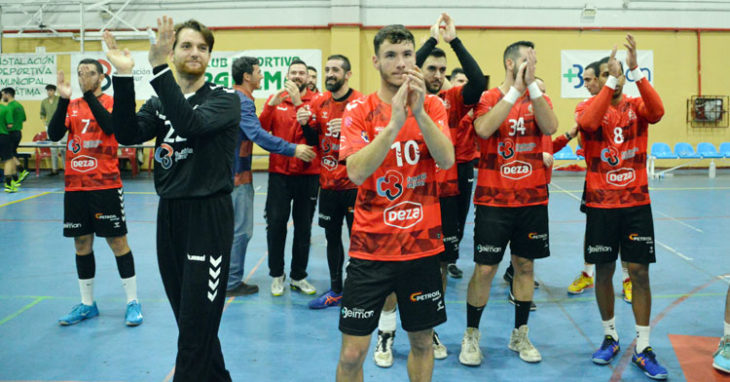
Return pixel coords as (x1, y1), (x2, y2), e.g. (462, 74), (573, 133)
(339, 92), (450, 261)
(473, 87), (552, 207)
(309, 89), (363, 190)
(576, 78), (664, 208)
(64, 94), (122, 191)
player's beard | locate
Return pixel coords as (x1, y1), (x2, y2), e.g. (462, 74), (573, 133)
(426, 79), (442, 94)
(178, 60), (207, 76)
(325, 77), (345, 92)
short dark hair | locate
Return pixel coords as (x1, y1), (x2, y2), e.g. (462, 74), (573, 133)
(307, 66), (317, 73)
(428, 47), (446, 59)
(173, 19), (214, 52)
(1, 87), (15, 97)
(231, 56), (259, 85)
(503, 40), (534, 69)
(373, 24), (415, 55)
(78, 58), (104, 75)
(450, 67), (465, 78)
(598, 56), (624, 73)
(45, 84), (57, 91)
(288, 59), (308, 72)
(585, 60), (601, 76)
(327, 54), (351, 72)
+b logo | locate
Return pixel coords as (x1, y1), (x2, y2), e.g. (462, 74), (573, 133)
(563, 64), (584, 89)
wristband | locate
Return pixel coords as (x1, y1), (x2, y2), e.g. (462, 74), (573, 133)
(605, 76), (618, 90)
(503, 86), (520, 104)
(629, 67), (644, 82)
(527, 81), (543, 100)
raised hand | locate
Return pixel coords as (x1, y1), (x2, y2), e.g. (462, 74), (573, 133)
(525, 48), (537, 85)
(56, 71), (72, 99)
(406, 67), (426, 116)
(542, 152), (554, 168)
(390, 80), (409, 130)
(285, 80), (302, 105)
(440, 13), (457, 43)
(149, 16), (175, 67)
(103, 30), (135, 75)
(624, 34), (638, 70)
(513, 62), (528, 93)
(429, 14), (443, 42)
(607, 45), (622, 78)
(294, 144), (316, 162)
(296, 105), (312, 126)
(267, 88), (289, 106)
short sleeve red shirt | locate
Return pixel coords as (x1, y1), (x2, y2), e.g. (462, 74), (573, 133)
(339, 93), (450, 261)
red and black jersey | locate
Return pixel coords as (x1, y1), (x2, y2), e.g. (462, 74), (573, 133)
(473, 87), (552, 207)
(440, 86), (477, 164)
(309, 89), (363, 190)
(576, 78), (664, 209)
(339, 93), (450, 262)
(64, 94), (122, 191)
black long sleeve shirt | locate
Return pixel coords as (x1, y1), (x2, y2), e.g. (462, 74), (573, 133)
(416, 37), (487, 105)
(47, 91), (113, 141)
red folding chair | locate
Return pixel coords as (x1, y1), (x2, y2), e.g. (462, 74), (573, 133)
(33, 131), (52, 176)
(119, 148), (139, 177)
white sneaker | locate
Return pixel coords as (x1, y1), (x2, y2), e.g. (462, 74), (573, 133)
(374, 330), (395, 368)
(433, 331), (448, 360)
(290, 278), (316, 295)
(508, 325), (542, 363)
(459, 327), (482, 366)
(271, 275), (285, 296)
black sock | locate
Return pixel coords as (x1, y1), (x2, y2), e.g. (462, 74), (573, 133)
(115, 251), (135, 279)
(17, 164), (24, 173)
(11, 174), (18, 182)
(514, 299), (531, 328)
(467, 303), (486, 329)
(5, 177), (11, 186)
(76, 252), (96, 279)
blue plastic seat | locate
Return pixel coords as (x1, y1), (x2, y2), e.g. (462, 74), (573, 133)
(651, 142), (677, 159)
(697, 142), (723, 159)
(553, 145), (577, 160)
(674, 142), (702, 159)
(720, 142), (730, 158)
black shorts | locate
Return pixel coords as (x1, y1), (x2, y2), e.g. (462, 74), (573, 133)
(439, 196), (459, 263)
(584, 204), (656, 264)
(580, 181), (587, 214)
(9, 131), (21, 156)
(63, 188), (128, 238)
(473, 205), (550, 265)
(0, 134), (13, 161)
(318, 188), (357, 230)
(339, 256), (447, 336)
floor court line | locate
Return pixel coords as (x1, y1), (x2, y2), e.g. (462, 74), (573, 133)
(0, 296), (48, 326)
(0, 192), (51, 208)
(655, 210), (704, 233)
(656, 240), (693, 261)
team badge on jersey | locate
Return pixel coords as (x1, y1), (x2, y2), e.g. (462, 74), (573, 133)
(601, 146), (621, 167)
(376, 170), (404, 201)
(68, 138), (82, 154)
(498, 140), (515, 160)
(154, 143), (174, 170)
(322, 155), (338, 171)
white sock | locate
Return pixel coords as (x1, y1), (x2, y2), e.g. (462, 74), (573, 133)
(602, 317), (618, 340)
(121, 276), (138, 303)
(584, 263), (595, 277)
(78, 278), (94, 306)
(379, 308), (397, 333)
(636, 325), (651, 353)
(724, 321), (730, 337)
(621, 267), (630, 281)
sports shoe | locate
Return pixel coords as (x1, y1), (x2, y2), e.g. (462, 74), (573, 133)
(447, 263), (463, 279)
(459, 327), (482, 366)
(503, 266), (540, 288)
(227, 282), (259, 296)
(17, 170), (29, 183)
(632, 347), (668, 380)
(374, 330), (395, 368)
(508, 290), (537, 311)
(713, 335), (730, 373)
(4, 182), (18, 193)
(271, 275), (285, 296)
(623, 277), (632, 304)
(592, 335), (620, 364)
(290, 278), (316, 295)
(125, 300), (143, 326)
(433, 330), (447, 359)
(508, 325), (542, 363)
(308, 289), (342, 309)
(568, 272), (594, 295)
(58, 302), (99, 326)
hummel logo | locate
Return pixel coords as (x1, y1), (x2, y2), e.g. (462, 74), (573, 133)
(209, 267), (221, 279)
(277, 106), (288, 111)
(187, 254), (205, 262)
(210, 256), (222, 267)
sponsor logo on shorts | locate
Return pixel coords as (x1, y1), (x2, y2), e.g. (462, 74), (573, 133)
(94, 213), (120, 221)
(322, 155), (338, 171)
(587, 245), (612, 254)
(63, 222), (82, 229)
(606, 168), (636, 187)
(70, 155), (98, 172)
(383, 201), (423, 229)
(410, 290), (442, 302)
(500, 160), (532, 180)
(628, 233), (653, 242)
(476, 244), (502, 253)
(528, 232), (548, 240)
(319, 213), (331, 221)
(341, 306), (375, 320)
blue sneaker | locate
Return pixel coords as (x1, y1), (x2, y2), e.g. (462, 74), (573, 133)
(58, 302), (99, 326)
(125, 300), (143, 326)
(592, 335), (620, 365)
(632, 347), (668, 380)
(713, 335), (730, 373)
(308, 290), (342, 310)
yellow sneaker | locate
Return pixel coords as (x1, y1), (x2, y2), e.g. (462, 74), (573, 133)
(623, 277), (632, 304)
(567, 272), (594, 295)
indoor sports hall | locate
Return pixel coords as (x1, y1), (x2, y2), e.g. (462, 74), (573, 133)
(1, 1), (729, 381)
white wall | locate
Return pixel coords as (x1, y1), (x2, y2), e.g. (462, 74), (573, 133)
(1, 0), (729, 32)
